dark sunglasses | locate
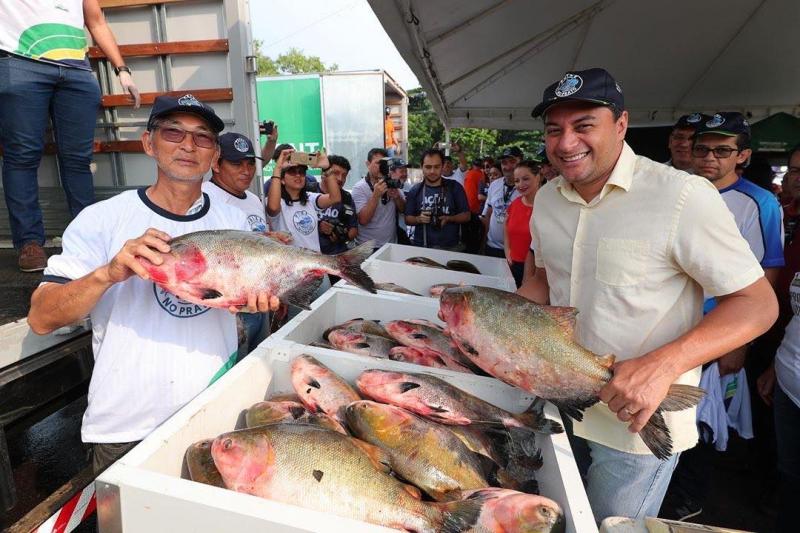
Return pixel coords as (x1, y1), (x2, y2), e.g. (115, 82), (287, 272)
(692, 145), (740, 159)
(156, 126), (217, 149)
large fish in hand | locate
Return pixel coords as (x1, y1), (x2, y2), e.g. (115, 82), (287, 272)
(438, 286), (705, 460)
(138, 230), (376, 309)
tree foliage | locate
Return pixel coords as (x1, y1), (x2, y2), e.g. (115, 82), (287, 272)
(406, 88), (544, 165)
(253, 42), (338, 76)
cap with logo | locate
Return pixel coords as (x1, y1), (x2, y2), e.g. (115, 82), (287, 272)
(694, 112), (751, 139)
(218, 132), (262, 162)
(500, 146), (524, 159)
(534, 146), (550, 164)
(147, 93), (225, 133)
(531, 68), (624, 118)
(673, 113), (712, 131)
(389, 157), (407, 170)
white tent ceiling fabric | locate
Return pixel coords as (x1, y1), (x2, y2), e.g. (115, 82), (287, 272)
(369, 0), (800, 130)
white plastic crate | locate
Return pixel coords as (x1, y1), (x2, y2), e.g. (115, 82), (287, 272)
(365, 242), (514, 279)
(335, 259), (517, 298)
(96, 343), (596, 533)
(267, 287), (445, 346)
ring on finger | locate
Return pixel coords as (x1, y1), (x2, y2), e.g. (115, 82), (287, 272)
(623, 407), (634, 416)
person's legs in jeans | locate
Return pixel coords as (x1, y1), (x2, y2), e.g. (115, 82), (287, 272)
(51, 66), (99, 217)
(0, 56), (56, 248)
(773, 383), (800, 533)
(584, 438), (680, 523)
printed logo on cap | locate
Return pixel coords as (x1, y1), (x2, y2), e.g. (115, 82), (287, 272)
(555, 74), (582, 97)
(615, 81), (623, 94)
(234, 137), (250, 153)
(706, 114), (725, 128)
(686, 113), (703, 123)
(178, 94), (202, 107)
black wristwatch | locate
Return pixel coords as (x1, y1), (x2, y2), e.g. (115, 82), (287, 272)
(114, 65), (131, 76)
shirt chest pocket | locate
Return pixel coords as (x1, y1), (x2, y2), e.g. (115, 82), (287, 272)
(595, 238), (650, 287)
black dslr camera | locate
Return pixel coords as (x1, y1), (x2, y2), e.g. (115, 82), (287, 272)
(258, 120), (274, 135)
(321, 216), (350, 241)
(377, 157), (402, 189)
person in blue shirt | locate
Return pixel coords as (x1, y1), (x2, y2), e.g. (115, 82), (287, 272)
(404, 148), (470, 251)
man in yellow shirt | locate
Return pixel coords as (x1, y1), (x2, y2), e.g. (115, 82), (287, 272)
(520, 68), (777, 523)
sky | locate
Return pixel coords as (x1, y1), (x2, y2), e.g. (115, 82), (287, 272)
(249, 0), (420, 91)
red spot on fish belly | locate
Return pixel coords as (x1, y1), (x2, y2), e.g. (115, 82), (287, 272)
(175, 244), (207, 281)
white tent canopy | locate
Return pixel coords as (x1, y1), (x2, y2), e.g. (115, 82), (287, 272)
(368, 0), (800, 130)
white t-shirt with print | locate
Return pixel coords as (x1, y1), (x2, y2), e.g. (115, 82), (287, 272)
(203, 180), (267, 232)
(776, 273), (800, 408)
(445, 167), (466, 187)
(42, 189), (249, 443)
(482, 178), (520, 249)
(267, 192), (322, 252)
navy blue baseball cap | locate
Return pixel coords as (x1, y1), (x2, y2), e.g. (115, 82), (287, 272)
(389, 157), (407, 170)
(148, 93), (225, 133)
(532, 68), (624, 118)
(673, 113), (712, 131)
(500, 146), (524, 159)
(694, 112), (751, 139)
(218, 132), (262, 161)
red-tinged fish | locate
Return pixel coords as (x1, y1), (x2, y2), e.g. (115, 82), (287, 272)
(322, 318), (394, 342)
(389, 346), (459, 371)
(438, 286), (705, 460)
(290, 355), (360, 425)
(327, 328), (398, 359)
(355, 370), (562, 434)
(385, 320), (484, 374)
(185, 439), (225, 488)
(210, 424), (484, 532)
(138, 230), (376, 310)
(462, 488), (565, 533)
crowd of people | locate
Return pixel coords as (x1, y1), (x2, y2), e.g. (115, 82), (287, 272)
(3, 6), (797, 531)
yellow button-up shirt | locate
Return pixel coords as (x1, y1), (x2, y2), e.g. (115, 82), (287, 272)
(531, 142), (763, 454)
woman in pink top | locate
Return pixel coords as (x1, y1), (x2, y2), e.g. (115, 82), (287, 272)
(504, 160), (543, 287)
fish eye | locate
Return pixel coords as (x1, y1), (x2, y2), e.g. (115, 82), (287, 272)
(223, 438), (233, 450)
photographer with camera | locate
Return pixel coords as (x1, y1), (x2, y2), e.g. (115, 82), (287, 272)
(405, 149), (470, 251)
(259, 120), (279, 162)
(351, 148), (406, 251)
(266, 148), (338, 252)
(317, 155), (358, 256)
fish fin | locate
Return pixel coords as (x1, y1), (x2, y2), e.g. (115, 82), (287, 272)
(333, 241), (376, 293)
(549, 397), (597, 422)
(349, 437), (392, 473)
(639, 410), (673, 461)
(435, 496), (484, 533)
(659, 384), (706, 412)
(515, 397), (564, 434)
(410, 333), (428, 339)
(496, 464), (540, 494)
(289, 406), (306, 419)
(200, 288), (222, 300)
(457, 339), (479, 356)
(542, 305), (579, 336)
(354, 342), (371, 349)
(282, 276), (323, 310)
(306, 377), (321, 389)
(309, 340), (334, 349)
(595, 353), (616, 368)
(402, 483), (423, 500)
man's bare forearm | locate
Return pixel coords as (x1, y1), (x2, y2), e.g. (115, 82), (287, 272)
(517, 263), (549, 304)
(358, 197), (379, 225)
(28, 268), (114, 334)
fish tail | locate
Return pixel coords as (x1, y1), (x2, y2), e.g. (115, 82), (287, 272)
(433, 494), (484, 533)
(659, 384), (706, 411)
(515, 397), (564, 434)
(639, 410), (673, 461)
(332, 241), (376, 293)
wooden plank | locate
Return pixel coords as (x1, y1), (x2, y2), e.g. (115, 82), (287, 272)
(99, 0), (186, 8)
(94, 141), (145, 153)
(88, 39), (228, 59)
(101, 87), (233, 108)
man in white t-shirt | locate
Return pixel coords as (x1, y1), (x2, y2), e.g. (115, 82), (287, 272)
(203, 132), (269, 356)
(27, 94), (280, 473)
(351, 148), (406, 249)
(482, 146), (522, 257)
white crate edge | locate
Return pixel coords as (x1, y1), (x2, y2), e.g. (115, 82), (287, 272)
(363, 242), (514, 280)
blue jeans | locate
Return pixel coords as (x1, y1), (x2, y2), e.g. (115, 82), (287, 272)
(570, 433), (680, 523)
(774, 383), (800, 533)
(0, 55), (100, 248)
(237, 312), (267, 361)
